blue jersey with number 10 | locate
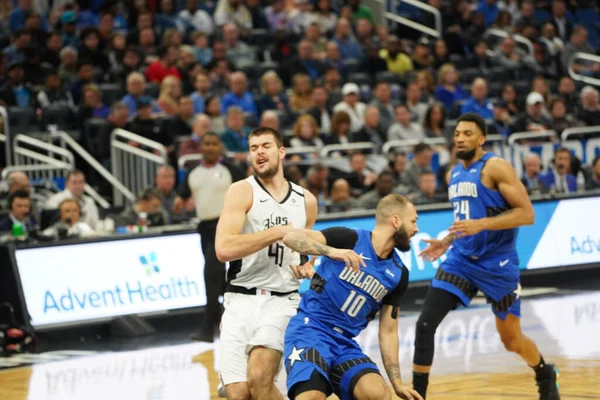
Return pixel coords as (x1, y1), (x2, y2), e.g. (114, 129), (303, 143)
(447, 152), (518, 259)
(298, 229), (407, 338)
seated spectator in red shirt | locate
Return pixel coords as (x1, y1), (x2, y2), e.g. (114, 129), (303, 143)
(145, 45), (181, 84)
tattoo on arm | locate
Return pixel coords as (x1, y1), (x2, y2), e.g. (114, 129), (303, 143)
(444, 234), (455, 245)
(385, 363), (401, 383)
(286, 233), (334, 256)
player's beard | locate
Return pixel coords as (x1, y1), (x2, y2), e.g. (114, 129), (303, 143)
(393, 225), (411, 252)
(254, 160), (279, 179)
(456, 148), (477, 161)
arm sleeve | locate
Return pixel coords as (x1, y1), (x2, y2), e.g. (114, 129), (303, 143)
(382, 265), (409, 308)
(320, 227), (359, 250)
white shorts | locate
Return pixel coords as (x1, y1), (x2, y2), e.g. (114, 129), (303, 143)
(219, 291), (300, 386)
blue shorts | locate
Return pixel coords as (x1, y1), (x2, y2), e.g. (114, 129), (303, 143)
(432, 249), (521, 320)
(284, 312), (380, 400)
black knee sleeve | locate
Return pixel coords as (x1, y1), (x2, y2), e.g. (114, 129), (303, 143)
(413, 288), (460, 366)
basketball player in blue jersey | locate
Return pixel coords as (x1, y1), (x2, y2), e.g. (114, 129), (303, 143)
(411, 113), (560, 400)
(282, 194), (424, 400)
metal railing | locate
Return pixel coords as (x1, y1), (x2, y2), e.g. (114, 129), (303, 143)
(379, 0), (442, 38)
(0, 106), (9, 165)
(507, 130), (558, 145)
(567, 52), (600, 87)
(561, 125), (600, 141)
(110, 129), (168, 206)
(51, 130), (136, 204)
(319, 142), (375, 158)
(484, 29), (535, 56)
(381, 137), (448, 154)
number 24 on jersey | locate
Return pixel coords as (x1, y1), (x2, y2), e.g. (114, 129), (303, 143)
(453, 200), (470, 221)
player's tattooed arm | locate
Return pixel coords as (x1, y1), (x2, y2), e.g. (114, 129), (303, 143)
(283, 231), (334, 257)
(385, 363), (402, 385)
(442, 233), (455, 245)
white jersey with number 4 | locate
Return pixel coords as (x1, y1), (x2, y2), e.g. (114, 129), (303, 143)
(227, 176), (307, 293)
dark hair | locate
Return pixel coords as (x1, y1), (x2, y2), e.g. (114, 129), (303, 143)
(554, 147), (571, 157)
(456, 112), (487, 136)
(66, 169), (84, 181)
(125, 45), (140, 56)
(203, 131), (221, 141)
(378, 170), (393, 180)
(77, 58), (94, 70)
(9, 190), (30, 209)
(414, 142), (433, 154)
(59, 198), (80, 212)
(423, 103), (446, 131)
(137, 188), (162, 202)
(248, 127), (283, 148)
(204, 96), (219, 116)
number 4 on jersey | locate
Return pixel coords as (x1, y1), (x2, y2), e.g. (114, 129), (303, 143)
(453, 200), (470, 221)
(269, 243), (284, 267)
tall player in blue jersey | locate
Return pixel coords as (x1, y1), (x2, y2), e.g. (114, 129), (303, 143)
(411, 113), (560, 400)
(281, 194), (423, 400)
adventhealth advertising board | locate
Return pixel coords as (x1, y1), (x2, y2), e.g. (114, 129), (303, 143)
(311, 196), (600, 284)
(15, 233), (207, 328)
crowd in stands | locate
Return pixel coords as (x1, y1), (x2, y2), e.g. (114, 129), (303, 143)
(0, 0), (600, 234)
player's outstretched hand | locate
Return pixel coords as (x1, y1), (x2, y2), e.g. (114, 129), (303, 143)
(289, 257), (317, 280)
(448, 219), (484, 239)
(418, 238), (449, 262)
(329, 249), (366, 272)
(394, 385), (424, 400)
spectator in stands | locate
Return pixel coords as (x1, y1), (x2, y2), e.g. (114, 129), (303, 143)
(60, 10), (79, 48)
(423, 103), (450, 140)
(138, 28), (158, 65)
(403, 142), (433, 192)
(333, 18), (363, 60)
(325, 110), (352, 147)
(493, 36), (541, 78)
(304, 23), (327, 60)
(0, 60), (34, 107)
(531, 76), (552, 107)
(326, 178), (359, 213)
(514, 0), (538, 32)
(145, 45), (180, 84)
(540, 23), (564, 60)
(461, 78), (494, 120)
(76, 84), (110, 129)
(45, 170), (100, 231)
(369, 81), (397, 134)
(152, 165), (185, 224)
(290, 73), (315, 112)
(410, 171), (446, 204)
(220, 71), (258, 119)
(306, 84), (332, 132)
(221, 106), (251, 152)
(214, 0), (253, 32)
(357, 171), (394, 209)
(435, 64), (466, 110)
(353, 18), (374, 51)
(168, 96), (195, 137)
(416, 70), (435, 104)
(550, 0), (572, 42)
(78, 27), (110, 73)
(359, 40), (388, 77)
(191, 33), (212, 67)
(111, 45), (143, 88)
(323, 67), (342, 93)
(333, 82), (366, 131)
(222, 23), (256, 70)
(125, 96), (170, 145)
(260, 110), (280, 131)
(324, 41), (348, 79)
(511, 92), (552, 134)
(9, 0), (44, 33)
(558, 76), (577, 114)
(289, 0), (313, 35)
(389, 152), (410, 189)
(179, 114), (211, 157)
(561, 26), (600, 77)
(388, 104), (425, 141)
(122, 72), (162, 116)
(521, 152), (549, 195)
(406, 81), (428, 124)
(58, 47), (78, 86)
(432, 39), (450, 70)
(411, 36), (433, 70)
(466, 40), (493, 72)
(539, 147), (577, 193)
(190, 72), (212, 114)
(352, 106), (386, 151)
(463, 12), (487, 50)
(279, 39), (325, 86)
(502, 83), (521, 117)
(346, 152), (377, 196)
(302, 163), (329, 210)
(585, 156), (600, 191)
(475, 0), (499, 28)
(311, 0), (337, 34)
(264, 0), (291, 32)
(0, 190), (36, 234)
(577, 86), (600, 127)
(257, 71), (288, 115)
(245, 0), (269, 30)
(157, 75), (182, 116)
(43, 198), (95, 238)
(179, 0), (215, 35)
(37, 69), (75, 110)
(116, 188), (166, 227)
(379, 35), (413, 76)
(551, 97), (583, 134)
(290, 114), (324, 151)
(108, 102), (129, 131)
(68, 58), (94, 105)
(3, 28), (30, 65)
(205, 96), (226, 133)
(488, 101), (512, 137)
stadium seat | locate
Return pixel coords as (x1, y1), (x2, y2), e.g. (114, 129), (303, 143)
(375, 71), (404, 86)
(342, 58), (360, 74)
(100, 83), (124, 105)
(460, 68), (484, 84)
(486, 67), (511, 83)
(7, 107), (38, 134)
(347, 72), (372, 86)
(247, 29), (270, 46)
(82, 118), (113, 160)
(41, 104), (75, 130)
(144, 83), (160, 99)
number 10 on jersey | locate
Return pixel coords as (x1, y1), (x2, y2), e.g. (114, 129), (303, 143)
(453, 200), (470, 221)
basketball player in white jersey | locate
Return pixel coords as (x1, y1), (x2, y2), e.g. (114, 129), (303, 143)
(215, 127), (318, 400)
